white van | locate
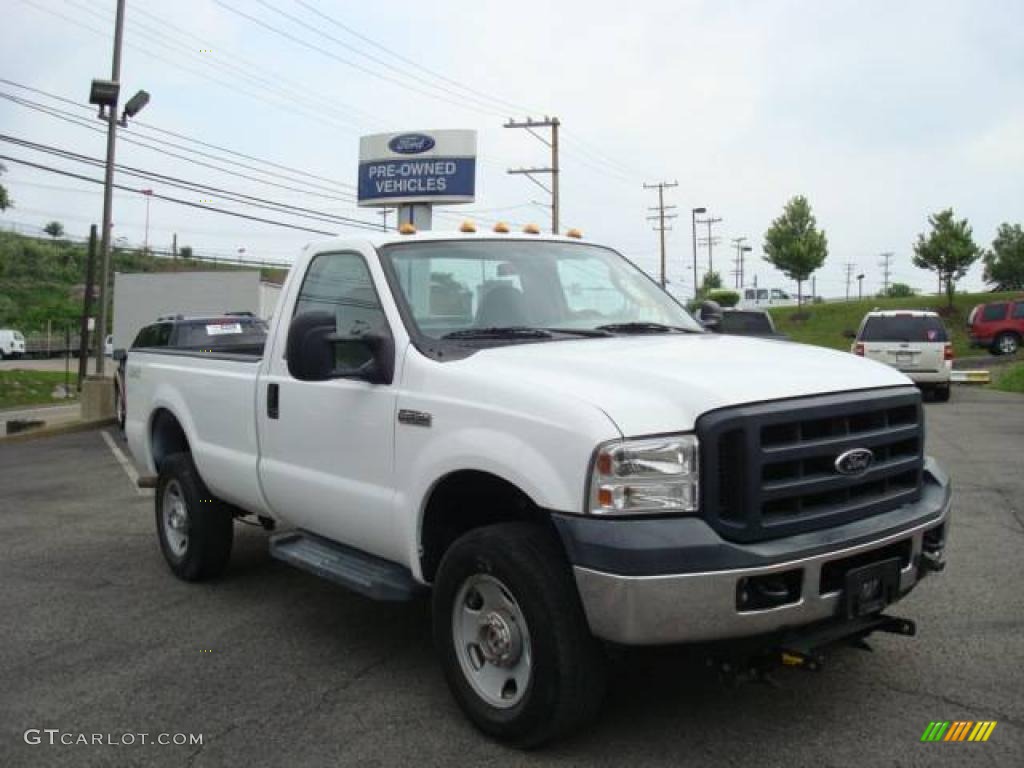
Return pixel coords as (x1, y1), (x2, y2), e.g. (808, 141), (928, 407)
(738, 287), (797, 308)
(0, 329), (26, 359)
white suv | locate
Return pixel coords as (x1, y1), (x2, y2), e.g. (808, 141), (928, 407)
(852, 310), (952, 401)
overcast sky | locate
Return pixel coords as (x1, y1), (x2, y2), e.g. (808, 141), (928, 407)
(1, 0), (1021, 298)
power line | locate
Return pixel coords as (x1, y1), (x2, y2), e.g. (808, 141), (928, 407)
(0, 153), (345, 237)
(0, 133), (384, 230)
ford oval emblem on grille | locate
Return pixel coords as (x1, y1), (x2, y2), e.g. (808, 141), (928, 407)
(388, 133), (435, 154)
(835, 448), (874, 476)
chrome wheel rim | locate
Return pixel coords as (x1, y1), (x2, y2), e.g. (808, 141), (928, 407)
(453, 573), (532, 709)
(999, 336), (1017, 354)
(162, 479), (190, 557)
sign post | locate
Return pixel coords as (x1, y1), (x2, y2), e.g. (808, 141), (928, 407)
(358, 130), (477, 231)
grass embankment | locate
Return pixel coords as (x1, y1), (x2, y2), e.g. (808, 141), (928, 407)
(767, 291), (1023, 359)
(0, 370), (78, 409)
(991, 363), (1024, 394)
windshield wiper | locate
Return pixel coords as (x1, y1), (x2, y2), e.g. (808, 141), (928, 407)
(441, 326), (553, 340)
(542, 327), (613, 337)
(595, 322), (697, 334)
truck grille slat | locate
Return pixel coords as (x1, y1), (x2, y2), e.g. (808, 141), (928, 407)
(699, 389), (924, 542)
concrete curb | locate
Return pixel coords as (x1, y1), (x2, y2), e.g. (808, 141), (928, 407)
(0, 418), (116, 444)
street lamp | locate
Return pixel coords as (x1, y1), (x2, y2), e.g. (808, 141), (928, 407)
(857, 273), (865, 301)
(691, 207), (706, 299)
(89, 0), (152, 377)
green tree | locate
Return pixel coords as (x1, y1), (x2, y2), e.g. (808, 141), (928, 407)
(0, 162), (12, 212)
(912, 209), (981, 311)
(43, 221), (64, 239)
(706, 289), (740, 307)
(885, 282), (915, 298)
(179, 245), (194, 260)
(983, 222), (1024, 291)
(697, 270), (722, 299)
(763, 195), (828, 307)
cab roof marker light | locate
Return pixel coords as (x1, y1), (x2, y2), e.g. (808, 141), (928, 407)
(398, 223), (416, 235)
(459, 220), (477, 233)
(493, 222), (510, 233)
(566, 228), (583, 239)
(523, 223), (541, 234)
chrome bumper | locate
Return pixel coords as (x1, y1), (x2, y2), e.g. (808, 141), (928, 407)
(571, 486), (950, 646)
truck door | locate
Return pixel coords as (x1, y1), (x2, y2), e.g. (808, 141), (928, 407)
(256, 250), (400, 563)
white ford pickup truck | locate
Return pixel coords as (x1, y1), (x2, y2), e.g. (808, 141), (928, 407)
(126, 229), (951, 746)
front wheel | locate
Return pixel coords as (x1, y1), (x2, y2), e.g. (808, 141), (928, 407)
(433, 523), (606, 748)
(155, 453), (233, 581)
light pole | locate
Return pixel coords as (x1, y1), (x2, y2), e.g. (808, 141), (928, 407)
(857, 273), (865, 301)
(691, 207), (706, 298)
(141, 188), (152, 253)
(89, 0), (149, 376)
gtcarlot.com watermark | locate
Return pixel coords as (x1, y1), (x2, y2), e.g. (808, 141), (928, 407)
(24, 729), (203, 747)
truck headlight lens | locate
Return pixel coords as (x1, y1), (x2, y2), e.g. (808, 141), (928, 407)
(588, 435), (699, 515)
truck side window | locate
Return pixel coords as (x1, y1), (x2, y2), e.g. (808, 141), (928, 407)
(982, 303), (1008, 322)
(293, 252), (386, 368)
(1013, 302), (1024, 319)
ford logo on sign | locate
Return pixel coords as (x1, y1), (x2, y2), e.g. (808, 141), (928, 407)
(388, 133), (435, 154)
(834, 448), (874, 476)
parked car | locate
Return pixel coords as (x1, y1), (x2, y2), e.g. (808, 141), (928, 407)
(967, 297), (1024, 355)
(113, 314), (268, 431)
(125, 230), (951, 746)
(104, 334), (114, 357)
(714, 308), (788, 339)
(851, 310), (952, 401)
(0, 329), (26, 360)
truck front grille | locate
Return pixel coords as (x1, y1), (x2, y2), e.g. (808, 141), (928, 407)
(697, 388), (924, 543)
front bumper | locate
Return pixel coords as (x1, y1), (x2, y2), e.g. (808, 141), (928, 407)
(554, 458), (951, 645)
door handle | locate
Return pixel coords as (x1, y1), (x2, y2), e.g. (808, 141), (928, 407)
(267, 383), (279, 419)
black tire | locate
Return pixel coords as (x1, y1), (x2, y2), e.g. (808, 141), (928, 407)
(432, 522), (606, 748)
(155, 452), (233, 581)
(992, 332), (1019, 356)
(114, 382), (126, 432)
(934, 384), (951, 402)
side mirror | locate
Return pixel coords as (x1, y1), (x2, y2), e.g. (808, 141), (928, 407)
(699, 299), (723, 331)
(286, 311), (394, 384)
(112, 348), (127, 362)
(842, 329), (857, 340)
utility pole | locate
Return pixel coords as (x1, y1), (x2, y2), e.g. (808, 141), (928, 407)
(643, 181), (678, 288)
(844, 261), (856, 301)
(691, 207), (706, 299)
(731, 237), (751, 289)
(377, 208), (392, 232)
(94, 0), (126, 377)
(141, 188), (153, 253)
(696, 215), (722, 278)
(171, 232), (177, 270)
(879, 252), (894, 296)
(505, 116), (560, 234)
(76, 224), (98, 390)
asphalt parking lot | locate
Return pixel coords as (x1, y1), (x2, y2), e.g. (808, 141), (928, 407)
(1, 387), (1022, 767)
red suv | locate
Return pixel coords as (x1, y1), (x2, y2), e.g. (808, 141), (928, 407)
(967, 298), (1024, 355)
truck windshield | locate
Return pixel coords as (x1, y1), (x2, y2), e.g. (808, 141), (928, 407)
(861, 316), (948, 342)
(379, 241), (701, 340)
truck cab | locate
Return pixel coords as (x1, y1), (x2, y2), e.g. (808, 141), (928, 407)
(125, 229), (951, 746)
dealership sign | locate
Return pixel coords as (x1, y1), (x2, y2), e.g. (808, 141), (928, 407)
(358, 129), (476, 206)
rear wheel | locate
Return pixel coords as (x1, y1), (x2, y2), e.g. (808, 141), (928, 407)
(993, 332), (1019, 356)
(155, 453), (233, 581)
(433, 523), (606, 748)
(933, 384), (951, 402)
(114, 382), (126, 432)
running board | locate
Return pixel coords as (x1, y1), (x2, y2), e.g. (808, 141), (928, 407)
(269, 530), (423, 602)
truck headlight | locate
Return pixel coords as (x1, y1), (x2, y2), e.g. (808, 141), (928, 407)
(588, 435), (699, 516)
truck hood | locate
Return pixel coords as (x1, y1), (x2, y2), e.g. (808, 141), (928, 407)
(464, 334), (911, 436)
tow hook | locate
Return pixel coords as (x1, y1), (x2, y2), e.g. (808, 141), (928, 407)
(919, 550), (946, 573)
